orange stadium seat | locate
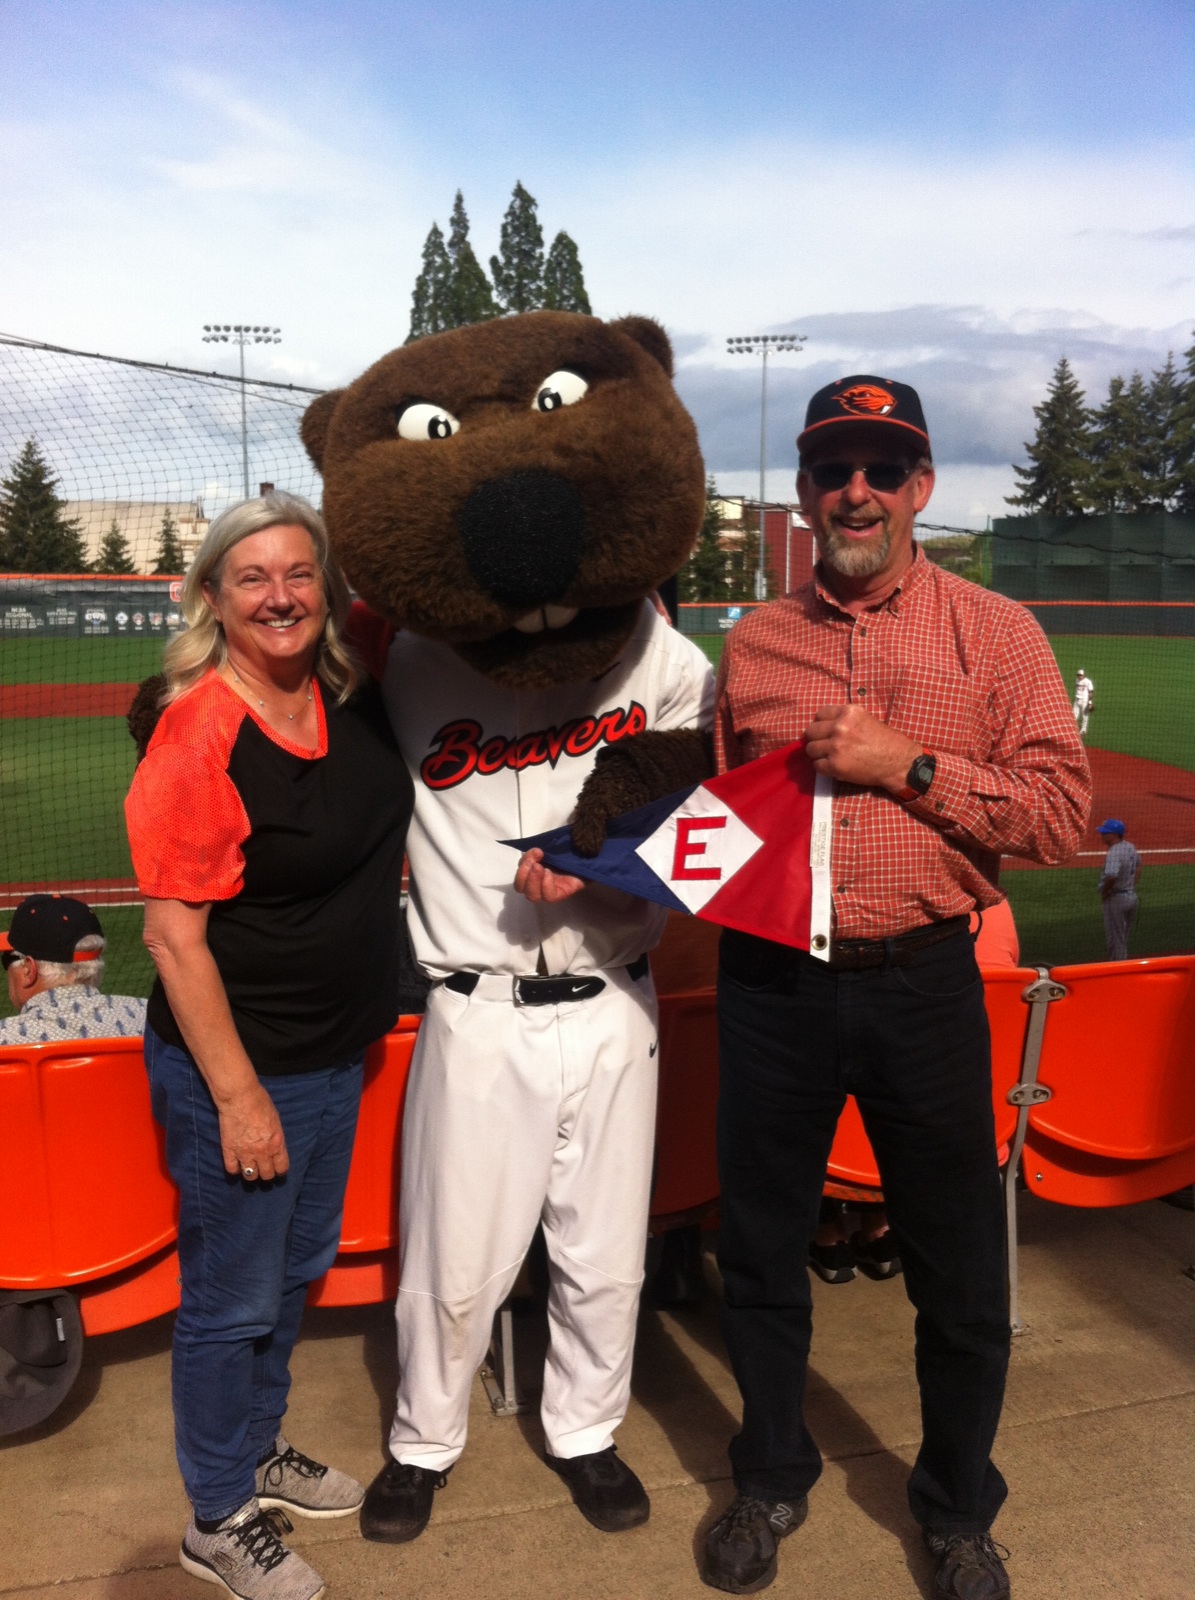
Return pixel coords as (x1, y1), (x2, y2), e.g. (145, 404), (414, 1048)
(1022, 955), (1195, 1207)
(306, 1018), (421, 1308)
(0, 1037), (181, 1335)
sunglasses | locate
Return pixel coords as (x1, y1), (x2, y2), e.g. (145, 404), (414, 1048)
(806, 461), (916, 493)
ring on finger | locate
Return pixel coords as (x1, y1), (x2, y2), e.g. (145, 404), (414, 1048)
(242, 1165), (257, 1179)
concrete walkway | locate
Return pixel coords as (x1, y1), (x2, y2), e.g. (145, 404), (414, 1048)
(2, 1193), (1192, 1600)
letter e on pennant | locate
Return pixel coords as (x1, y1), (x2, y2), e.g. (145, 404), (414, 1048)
(636, 785), (765, 914)
(671, 816), (726, 880)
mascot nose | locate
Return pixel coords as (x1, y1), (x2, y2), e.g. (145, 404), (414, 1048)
(458, 470), (586, 610)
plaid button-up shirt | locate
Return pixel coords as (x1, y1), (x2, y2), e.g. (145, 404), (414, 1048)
(715, 548), (1091, 941)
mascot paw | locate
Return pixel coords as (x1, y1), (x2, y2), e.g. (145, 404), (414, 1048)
(128, 674), (167, 762)
(569, 729), (714, 858)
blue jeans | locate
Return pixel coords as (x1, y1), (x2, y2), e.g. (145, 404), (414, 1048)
(716, 926), (1010, 1534)
(145, 1025), (364, 1521)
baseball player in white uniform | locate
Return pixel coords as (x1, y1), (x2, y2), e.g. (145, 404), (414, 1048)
(1072, 668), (1095, 737)
(364, 598), (713, 1537)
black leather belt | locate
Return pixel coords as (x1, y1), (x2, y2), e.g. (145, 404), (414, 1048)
(445, 952), (649, 1005)
(828, 915), (969, 971)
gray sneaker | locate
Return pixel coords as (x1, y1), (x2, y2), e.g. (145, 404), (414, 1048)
(180, 1501), (325, 1600)
(256, 1435), (364, 1519)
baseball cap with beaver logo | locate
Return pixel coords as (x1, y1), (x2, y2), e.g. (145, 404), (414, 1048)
(797, 374), (930, 457)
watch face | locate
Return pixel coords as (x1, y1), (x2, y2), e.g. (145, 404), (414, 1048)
(911, 755), (936, 793)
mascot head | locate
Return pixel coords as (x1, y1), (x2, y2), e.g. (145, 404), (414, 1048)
(301, 311), (705, 689)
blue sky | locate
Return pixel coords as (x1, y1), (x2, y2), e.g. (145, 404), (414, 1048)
(1, 0), (1192, 524)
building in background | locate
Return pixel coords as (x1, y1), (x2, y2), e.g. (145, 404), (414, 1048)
(62, 500), (209, 572)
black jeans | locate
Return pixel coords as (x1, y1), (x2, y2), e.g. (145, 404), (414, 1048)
(716, 926), (1010, 1534)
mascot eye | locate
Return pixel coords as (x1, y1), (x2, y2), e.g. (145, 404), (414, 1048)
(533, 370), (589, 413)
(396, 402), (461, 441)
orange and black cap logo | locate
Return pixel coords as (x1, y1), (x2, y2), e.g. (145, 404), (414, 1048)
(835, 383), (897, 417)
(797, 372), (930, 454)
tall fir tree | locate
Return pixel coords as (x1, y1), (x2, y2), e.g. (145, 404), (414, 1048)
(0, 439), (88, 572)
(1007, 357), (1093, 517)
(1147, 353), (1184, 510)
(490, 181), (545, 314)
(94, 518), (137, 575)
(406, 222), (453, 343)
(679, 478), (729, 600)
(1173, 337), (1195, 516)
(542, 231), (592, 314)
(153, 507), (186, 574)
(445, 191), (498, 327)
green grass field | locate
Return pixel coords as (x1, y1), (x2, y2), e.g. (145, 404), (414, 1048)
(1004, 864), (1195, 966)
(1, 637), (167, 685)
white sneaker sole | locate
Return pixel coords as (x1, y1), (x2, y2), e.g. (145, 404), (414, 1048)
(256, 1492), (363, 1520)
(179, 1543), (326, 1599)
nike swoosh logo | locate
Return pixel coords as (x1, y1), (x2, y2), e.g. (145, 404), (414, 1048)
(649, 1041), (658, 1057)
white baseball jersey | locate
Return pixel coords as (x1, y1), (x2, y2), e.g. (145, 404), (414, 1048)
(383, 600), (715, 978)
(1073, 674), (1094, 709)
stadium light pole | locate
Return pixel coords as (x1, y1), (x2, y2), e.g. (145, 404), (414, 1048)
(201, 325), (283, 498)
(727, 333), (805, 598)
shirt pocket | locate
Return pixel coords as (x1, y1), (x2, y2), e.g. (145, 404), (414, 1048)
(883, 662), (991, 757)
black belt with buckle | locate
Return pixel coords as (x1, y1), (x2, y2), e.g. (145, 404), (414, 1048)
(828, 915), (969, 971)
(445, 952), (649, 1005)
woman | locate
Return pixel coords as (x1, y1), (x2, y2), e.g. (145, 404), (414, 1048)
(125, 491), (412, 1600)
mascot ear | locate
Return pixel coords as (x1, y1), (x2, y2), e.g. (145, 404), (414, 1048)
(608, 316), (673, 380)
(300, 389), (344, 471)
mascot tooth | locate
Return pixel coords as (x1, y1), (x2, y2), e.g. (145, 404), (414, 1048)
(300, 309), (717, 1536)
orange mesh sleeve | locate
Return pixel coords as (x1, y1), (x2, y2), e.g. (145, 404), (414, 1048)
(125, 744), (250, 901)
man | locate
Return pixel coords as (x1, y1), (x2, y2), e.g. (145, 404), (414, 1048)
(1097, 818), (1141, 960)
(704, 376), (1090, 1600)
(1072, 668), (1095, 738)
(1, 894), (146, 1043)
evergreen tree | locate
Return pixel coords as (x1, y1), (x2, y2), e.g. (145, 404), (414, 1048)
(1173, 337), (1195, 516)
(679, 479), (729, 600)
(1007, 357), (1093, 517)
(490, 181), (545, 314)
(153, 507), (186, 574)
(445, 191), (498, 328)
(0, 439), (88, 572)
(726, 506), (767, 600)
(1089, 373), (1159, 513)
(406, 222), (453, 343)
(1148, 353), (1184, 510)
(94, 518), (137, 575)
(542, 231), (591, 314)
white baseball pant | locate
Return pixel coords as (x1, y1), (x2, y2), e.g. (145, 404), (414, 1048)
(389, 967), (659, 1469)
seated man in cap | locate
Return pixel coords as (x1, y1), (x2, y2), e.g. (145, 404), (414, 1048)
(0, 895), (146, 1043)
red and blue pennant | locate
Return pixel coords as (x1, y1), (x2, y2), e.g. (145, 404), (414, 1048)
(505, 741), (833, 956)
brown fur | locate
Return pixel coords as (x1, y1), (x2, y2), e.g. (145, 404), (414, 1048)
(127, 674), (166, 762)
(301, 311), (705, 690)
(570, 729), (715, 857)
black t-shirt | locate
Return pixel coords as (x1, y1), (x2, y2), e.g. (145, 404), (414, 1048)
(126, 672), (413, 1075)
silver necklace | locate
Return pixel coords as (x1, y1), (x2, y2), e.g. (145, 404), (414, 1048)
(232, 669), (313, 721)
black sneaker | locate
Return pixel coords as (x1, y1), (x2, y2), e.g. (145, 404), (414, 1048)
(808, 1238), (855, 1283)
(543, 1445), (650, 1532)
(701, 1492), (806, 1593)
(923, 1529), (1010, 1600)
(850, 1228), (903, 1280)
(358, 1459), (451, 1544)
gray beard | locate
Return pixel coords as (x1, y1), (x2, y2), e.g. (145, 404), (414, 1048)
(819, 522), (893, 578)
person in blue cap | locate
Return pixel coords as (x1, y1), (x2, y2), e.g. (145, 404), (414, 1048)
(1097, 820), (1141, 960)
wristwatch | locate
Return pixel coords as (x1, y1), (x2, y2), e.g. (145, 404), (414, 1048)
(895, 751), (936, 802)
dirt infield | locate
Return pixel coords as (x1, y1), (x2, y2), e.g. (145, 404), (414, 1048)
(0, 683), (138, 717)
(1005, 746), (1195, 870)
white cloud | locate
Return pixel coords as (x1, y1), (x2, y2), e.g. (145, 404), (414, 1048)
(0, 76), (1190, 536)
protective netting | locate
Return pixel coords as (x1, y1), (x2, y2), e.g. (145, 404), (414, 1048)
(1, 337), (1191, 1021)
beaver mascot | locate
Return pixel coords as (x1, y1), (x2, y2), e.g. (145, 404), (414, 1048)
(299, 310), (715, 1542)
